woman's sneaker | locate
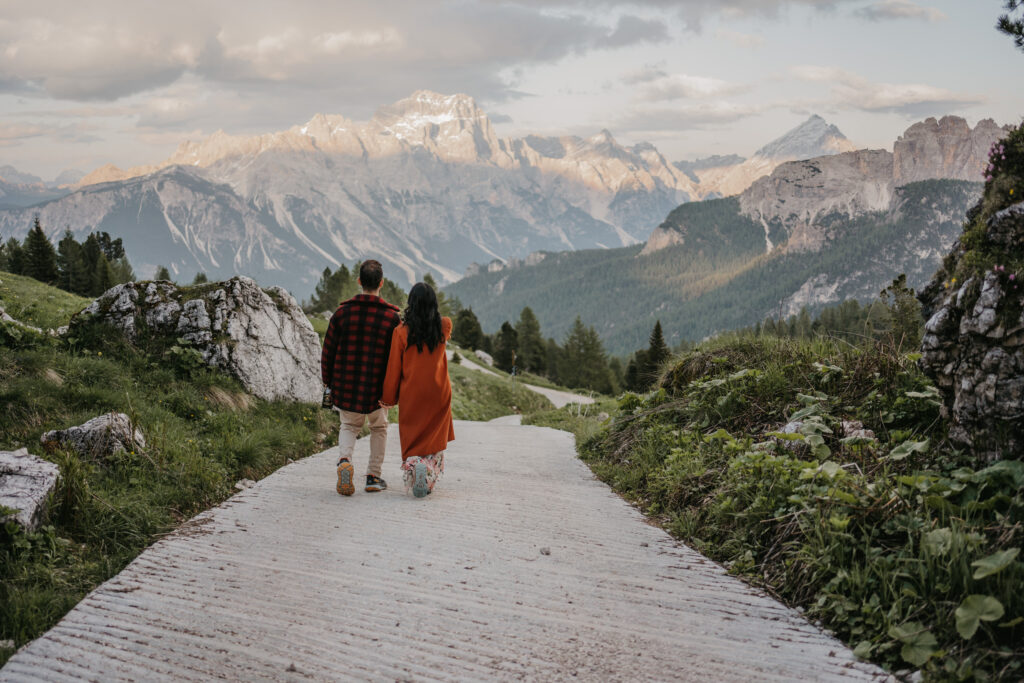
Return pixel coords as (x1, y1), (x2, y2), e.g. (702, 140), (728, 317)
(336, 459), (355, 496)
(412, 461), (429, 498)
(365, 475), (387, 492)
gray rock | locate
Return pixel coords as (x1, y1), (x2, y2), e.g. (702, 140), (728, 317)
(919, 246), (1024, 459)
(841, 420), (875, 440)
(41, 412), (145, 459)
(70, 277), (321, 403)
(474, 349), (494, 367)
(0, 448), (60, 531)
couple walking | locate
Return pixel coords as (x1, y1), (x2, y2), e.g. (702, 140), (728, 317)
(320, 260), (454, 498)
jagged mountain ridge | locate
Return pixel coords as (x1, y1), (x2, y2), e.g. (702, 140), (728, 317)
(451, 116), (1007, 353)
(5, 91), (731, 292)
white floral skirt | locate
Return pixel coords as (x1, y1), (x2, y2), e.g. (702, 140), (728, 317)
(401, 452), (445, 494)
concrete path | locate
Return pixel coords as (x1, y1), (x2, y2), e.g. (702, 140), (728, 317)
(2, 421), (886, 682)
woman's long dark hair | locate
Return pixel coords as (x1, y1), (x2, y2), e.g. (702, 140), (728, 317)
(403, 282), (444, 353)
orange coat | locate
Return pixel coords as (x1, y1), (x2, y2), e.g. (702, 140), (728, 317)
(380, 317), (455, 460)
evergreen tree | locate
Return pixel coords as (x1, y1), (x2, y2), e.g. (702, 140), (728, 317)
(4, 237), (25, 275)
(57, 230), (89, 294)
(795, 308), (813, 339)
(452, 308), (484, 350)
(422, 273), (452, 317)
(111, 256), (135, 285)
(515, 306), (546, 374)
(545, 338), (562, 384)
(999, 1), (1024, 51)
(479, 334), (493, 355)
(644, 320), (670, 379)
(23, 216), (59, 284)
(93, 253), (116, 295)
(559, 317), (612, 392)
(191, 272), (209, 285)
(154, 265), (172, 281)
(624, 357), (639, 392)
(80, 233), (102, 281)
(493, 321), (518, 372)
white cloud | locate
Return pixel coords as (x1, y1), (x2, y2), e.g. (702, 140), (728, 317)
(715, 29), (765, 48)
(615, 101), (766, 133)
(791, 65), (979, 114)
(854, 0), (946, 22)
(633, 73), (748, 101)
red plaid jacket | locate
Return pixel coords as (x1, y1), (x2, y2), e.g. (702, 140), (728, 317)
(320, 294), (402, 413)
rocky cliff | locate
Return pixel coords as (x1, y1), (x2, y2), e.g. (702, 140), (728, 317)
(918, 122), (1024, 461)
(894, 116), (1012, 186)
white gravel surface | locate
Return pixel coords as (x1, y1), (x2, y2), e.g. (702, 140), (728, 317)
(1, 421), (886, 682)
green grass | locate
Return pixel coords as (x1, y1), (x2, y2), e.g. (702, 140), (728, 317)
(522, 397), (618, 444)
(0, 271), (92, 330)
(449, 363), (552, 421)
(580, 335), (1023, 680)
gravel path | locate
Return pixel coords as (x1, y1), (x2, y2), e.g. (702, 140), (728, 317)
(2, 421), (886, 682)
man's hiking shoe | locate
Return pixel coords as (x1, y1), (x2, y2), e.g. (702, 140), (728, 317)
(365, 475), (387, 492)
(336, 459), (355, 496)
(411, 461), (429, 498)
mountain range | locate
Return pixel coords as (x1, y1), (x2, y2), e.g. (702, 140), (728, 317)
(0, 91), (855, 294)
(448, 116), (1008, 354)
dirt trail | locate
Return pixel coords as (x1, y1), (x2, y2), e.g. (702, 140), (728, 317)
(1, 421), (886, 682)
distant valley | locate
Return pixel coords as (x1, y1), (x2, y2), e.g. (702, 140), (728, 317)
(448, 115), (1003, 354)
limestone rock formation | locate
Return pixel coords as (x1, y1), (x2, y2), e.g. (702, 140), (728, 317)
(0, 448), (60, 531)
(919, 201), (1024, 460)
(740, 149), (895, 251)
(71, 277), (321, 403)
(894, 117), (1013, 186)
(41, 412), (146, 459)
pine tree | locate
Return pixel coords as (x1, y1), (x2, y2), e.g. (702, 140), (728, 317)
(111, 256), (135, 285)
(154, 265), (172, 281)
(545, 338), (562, 384)
(644, 320), (670, 380)
(493, 321), (518, 372)
(4, 237), (25, 275)
(452, 308), (484, 350)
(999, 1), (1024, 51)
(515, 306), (545, 374)
(92, 253), (116, 295)
(422, 273), (452, 317)
(56, 230), (89, 294)
(191, 272), (209, 285)
(23, 216), (59, 284)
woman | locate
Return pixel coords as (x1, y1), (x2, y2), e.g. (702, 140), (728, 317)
(380, 282), (454, 497)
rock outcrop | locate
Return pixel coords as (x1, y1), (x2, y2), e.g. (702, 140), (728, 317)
(41, 412), (146, 459)
(71, 277), (321, 403)
(894, 117), (1013, 186)
(0, 449), (60, 531)
(919, 201), (1024, 460)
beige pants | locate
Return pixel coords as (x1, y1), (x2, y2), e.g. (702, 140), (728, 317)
(337, 407), (388, 478)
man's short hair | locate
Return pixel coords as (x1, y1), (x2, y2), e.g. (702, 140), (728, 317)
(359, 259), (384, 291)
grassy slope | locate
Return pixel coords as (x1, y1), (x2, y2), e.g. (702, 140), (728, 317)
(581, 335), (1023, 680)
(0, 271), (92, 330)
(1, 275), (547, 667)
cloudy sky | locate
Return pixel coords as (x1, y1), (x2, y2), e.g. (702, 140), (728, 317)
(1, 0), (1021, 178)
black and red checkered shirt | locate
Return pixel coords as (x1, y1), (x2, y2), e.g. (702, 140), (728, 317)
(320, 294), (402, 413)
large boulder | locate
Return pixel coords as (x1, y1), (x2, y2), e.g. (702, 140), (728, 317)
(919, 201), (1024, 460)
(0, 449), (60, 531)
(71, 276), (321, 402)
(41, 412), (146, 459)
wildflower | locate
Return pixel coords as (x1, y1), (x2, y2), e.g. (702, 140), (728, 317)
(1012, 274), (1017, 281)
(98, 351), (102, 356)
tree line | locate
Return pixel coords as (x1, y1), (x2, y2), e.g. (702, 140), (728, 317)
(451, 304), (673, 395)
(1, 217), (135, 296)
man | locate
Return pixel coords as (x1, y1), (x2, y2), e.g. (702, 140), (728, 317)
(320, 260), (402, 495)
